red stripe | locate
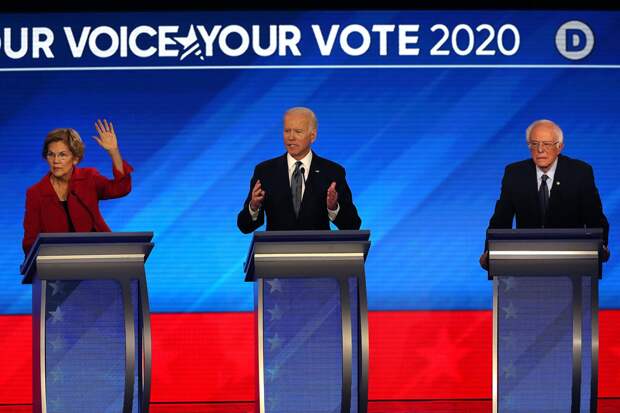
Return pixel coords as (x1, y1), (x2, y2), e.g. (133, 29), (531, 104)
(1, 310), (619, 403)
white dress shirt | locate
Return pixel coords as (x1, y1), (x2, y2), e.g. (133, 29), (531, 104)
(536, 158), (558, 198)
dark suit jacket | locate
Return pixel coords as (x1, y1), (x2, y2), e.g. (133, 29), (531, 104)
(488, 154), (609, 244)
(22, 161), (133, 255)
(237, 152), (361, 233)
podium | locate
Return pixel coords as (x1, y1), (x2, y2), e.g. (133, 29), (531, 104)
(21, 232), (154, 413)
(244, 230), (371, 413)
(487, 228), (603, 413)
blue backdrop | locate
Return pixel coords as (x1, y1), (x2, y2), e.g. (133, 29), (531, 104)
(1, 11), (618, 313)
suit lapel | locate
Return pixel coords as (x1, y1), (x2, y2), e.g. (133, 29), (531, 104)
(277, 154), (294, 213)
(526, 160), (542, 224)
(548, 155), (565, 218)
(301, 154), (320, 208)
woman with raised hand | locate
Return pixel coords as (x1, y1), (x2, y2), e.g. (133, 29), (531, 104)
(22, 119), (133, 255)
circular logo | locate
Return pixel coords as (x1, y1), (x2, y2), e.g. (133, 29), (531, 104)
(555, 20), (594, 60)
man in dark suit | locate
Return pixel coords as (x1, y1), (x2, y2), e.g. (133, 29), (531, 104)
(237, 107), (361, 233)
(480, 119), (610, 269)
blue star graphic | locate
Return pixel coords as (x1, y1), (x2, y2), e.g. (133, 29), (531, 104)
(267, 333), (282, 351)
(49, 307), (64, 323)
(266, 279), (283, 294)
(267, 304), (283, 321)
(502, 301), (517, 320)
(49, 281), (64, 296)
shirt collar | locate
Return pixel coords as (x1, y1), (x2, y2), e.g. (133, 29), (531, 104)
(287, 151), (312, 174)
(536, 157), (558, 182)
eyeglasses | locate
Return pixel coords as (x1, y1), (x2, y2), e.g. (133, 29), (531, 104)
(527, 140), (559, 150)
(46, 151), (71, 160)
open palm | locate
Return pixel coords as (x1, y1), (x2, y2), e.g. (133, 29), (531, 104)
(93, 119), (118, 152)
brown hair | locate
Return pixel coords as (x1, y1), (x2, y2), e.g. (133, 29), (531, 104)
(42, 128), (84, 162)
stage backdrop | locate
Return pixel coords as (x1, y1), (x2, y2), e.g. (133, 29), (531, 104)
(0, 10), (619, 404)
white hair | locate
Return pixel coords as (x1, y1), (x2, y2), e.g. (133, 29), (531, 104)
(285, 107), (318, 131)
(525, 119), (564, 144)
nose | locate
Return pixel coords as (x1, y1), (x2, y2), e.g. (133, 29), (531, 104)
(537, 145), (545, 153)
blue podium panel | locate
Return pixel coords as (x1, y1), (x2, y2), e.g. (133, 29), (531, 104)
(349, 277), (359, 413)
(131, 279), (142, 413)
(580, 276), (594, 413)
(496, 275), (595, 412)
(261, 277), (344, 413)
(45, 280), (125, 413)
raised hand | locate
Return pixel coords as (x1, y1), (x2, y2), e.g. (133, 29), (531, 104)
(326, 181), (338, 211)
(250, 180), (265, 210)
(93, 119), (119, 152)
(93, 118), (124, 173)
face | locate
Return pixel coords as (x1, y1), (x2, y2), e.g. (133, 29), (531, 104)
(528, 123), (563, 171)
(46, 141), (77, 179)
(283, 111), (316, 160)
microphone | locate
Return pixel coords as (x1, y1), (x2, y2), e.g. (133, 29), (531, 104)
(70, 189), (98, 232)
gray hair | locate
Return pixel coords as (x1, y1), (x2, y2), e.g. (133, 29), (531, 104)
(285, 107), (318, 131)
(525, 119), (564, 144)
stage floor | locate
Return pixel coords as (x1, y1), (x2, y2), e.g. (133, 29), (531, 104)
(2, 399), (620, 412)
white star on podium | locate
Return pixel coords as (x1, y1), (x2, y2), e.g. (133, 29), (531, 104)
(266, 279), (283, 293)
(49, 307), (64, 323)
(267, 304), (283, 321)
(501, 277), (517, 292)
(49, 281), (64, 296)
(49, 335), (64, 352)
(267, 333), (282, 351)
(503, 363), (516, 379)
(502, 301), (517, 319)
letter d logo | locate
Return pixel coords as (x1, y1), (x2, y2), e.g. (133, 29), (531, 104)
(555, 20), (594, 60)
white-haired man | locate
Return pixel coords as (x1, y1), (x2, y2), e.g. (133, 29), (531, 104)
(480, 119), (609, 269)
(237, 107), (361, 233)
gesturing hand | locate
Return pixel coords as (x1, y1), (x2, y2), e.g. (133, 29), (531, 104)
(93, 119), (119, 152)
(250, 180), (265, 210)
(326, 181), (338, 211)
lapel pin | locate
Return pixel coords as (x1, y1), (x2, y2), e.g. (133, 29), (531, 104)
(556, 181), (560, 186)
(315, 170), (320, 173)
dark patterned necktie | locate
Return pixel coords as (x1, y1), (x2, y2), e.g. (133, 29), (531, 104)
(539, 174), (549, 226)
(291, 161), (303, 217)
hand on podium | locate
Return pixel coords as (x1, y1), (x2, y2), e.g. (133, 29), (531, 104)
(602, 245), (611, 262)
(479, 251), (489, 271)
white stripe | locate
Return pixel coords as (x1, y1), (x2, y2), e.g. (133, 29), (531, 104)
(1, 64), (620, 72)
(255, 252), (363, 258)
(490, 250), (597, 256)
(37, 254), (145, 261)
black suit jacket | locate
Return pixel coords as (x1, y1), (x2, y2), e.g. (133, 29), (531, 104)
(488, 154), (609, 244)
(237, 152), (361, 233)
